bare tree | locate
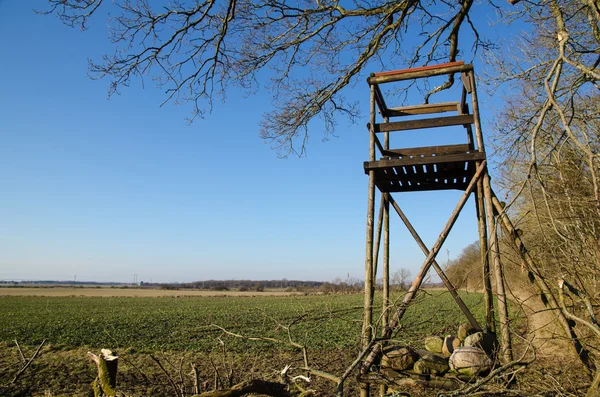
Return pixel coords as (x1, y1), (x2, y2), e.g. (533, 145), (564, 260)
(41, 0), (501, 156)
(390, 268), (411, 291)
(488, 0), (600, 386)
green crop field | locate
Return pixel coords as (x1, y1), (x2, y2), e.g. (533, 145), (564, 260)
(0, 291), (489, 351)
(0, 290), (492, 396)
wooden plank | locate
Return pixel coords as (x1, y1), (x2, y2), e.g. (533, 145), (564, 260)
(373, 115), (474, 132)
(380, 167), (395, 190)
(368, 63), (473, 85)
(385, 102), (459, 117)
(375, 176), (474, 192)
(425, 162), (434, 175)
(372, 61), (464, 77)
(383, 144), (471, 157)
(375, 167), (474, 182)
(383, 183), (470, 193)
(364, 152), (485, 171)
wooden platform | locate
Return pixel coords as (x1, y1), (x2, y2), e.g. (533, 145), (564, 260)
(364, 150), (485, 193)
(364, 61), (485, 193)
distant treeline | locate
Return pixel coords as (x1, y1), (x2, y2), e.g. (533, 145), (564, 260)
(144, 279), (329, 292)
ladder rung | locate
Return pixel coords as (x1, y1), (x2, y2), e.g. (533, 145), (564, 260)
(385, 102), (459, 117)
(373, 115), (474, 133)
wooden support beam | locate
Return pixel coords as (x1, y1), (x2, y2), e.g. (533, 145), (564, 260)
(371, 195), (386, 301)
(373, 134), (386, 158)
(461, 72), (473, 93)
(373, 84), (388, 116)
(385, 102), (459, 117)
(375, 174), (474, 186)
(475, 174), (494, 334)
(387, 195), (482, 331)
(361, 83), (377, 397)
(368, 63), (472, 85)
(482, 173), (513, 363)
(382, 193), (390, 328)
(364, 152), (485, 171)
(468, 71), (486, 154)
(377, 183), (470, 193)
(372, 115), (474, 133)
(381, 144), (471, 158)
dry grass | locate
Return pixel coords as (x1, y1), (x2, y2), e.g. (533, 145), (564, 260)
(0, 287), (302, 298)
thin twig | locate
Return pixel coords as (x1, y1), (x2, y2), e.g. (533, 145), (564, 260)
(11, 339), (46, 383)
(150, 354), (183, 397)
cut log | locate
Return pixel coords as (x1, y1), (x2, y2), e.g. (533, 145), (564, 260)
(441, 336), (459, 357)
(381, 346), (419, 371)
(457, 323), (476, 341)
(413, 350), (449, 375)
(424, 336), (444, 354)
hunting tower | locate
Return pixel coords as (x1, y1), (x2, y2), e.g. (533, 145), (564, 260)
(358, 61), (512, 395)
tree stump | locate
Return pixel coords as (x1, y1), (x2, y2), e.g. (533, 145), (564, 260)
(88, 349), (118, 397)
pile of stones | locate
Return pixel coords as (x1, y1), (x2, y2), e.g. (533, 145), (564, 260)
(380, 323), (498, 380)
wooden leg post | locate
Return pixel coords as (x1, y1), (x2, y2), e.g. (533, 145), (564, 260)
(483, 172), (513, 363)
(475, 175), (495, 334)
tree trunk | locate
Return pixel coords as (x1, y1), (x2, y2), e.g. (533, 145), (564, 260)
(88, 349), (118, 397)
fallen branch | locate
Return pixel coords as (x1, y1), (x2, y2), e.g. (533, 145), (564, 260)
(11, 339), (46, 383)
(13, 339), (26, 364)
(194, 379), (297, 397)
(192, 363), (201, 395)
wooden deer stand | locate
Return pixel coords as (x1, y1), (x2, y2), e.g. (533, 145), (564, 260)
(358, 62), (513, 396)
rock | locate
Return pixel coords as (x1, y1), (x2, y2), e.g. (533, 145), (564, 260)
(413, 350), (449, 375)
(463, 332), (498, 356)
(457, 323), (476, 341)
(424, 336), (444, 353)
(441, 336), (458, 357)
(381, 346), (419, 371)
(463, 332), (484, 347)
(449, 346), (492, 377)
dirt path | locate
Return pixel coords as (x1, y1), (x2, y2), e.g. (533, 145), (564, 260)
(509, 287), (570, 357)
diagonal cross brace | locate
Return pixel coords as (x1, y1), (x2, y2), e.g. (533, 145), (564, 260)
(387, 194), (482, 331)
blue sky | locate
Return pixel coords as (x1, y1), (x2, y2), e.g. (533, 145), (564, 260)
(0, 1), (511, 283)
